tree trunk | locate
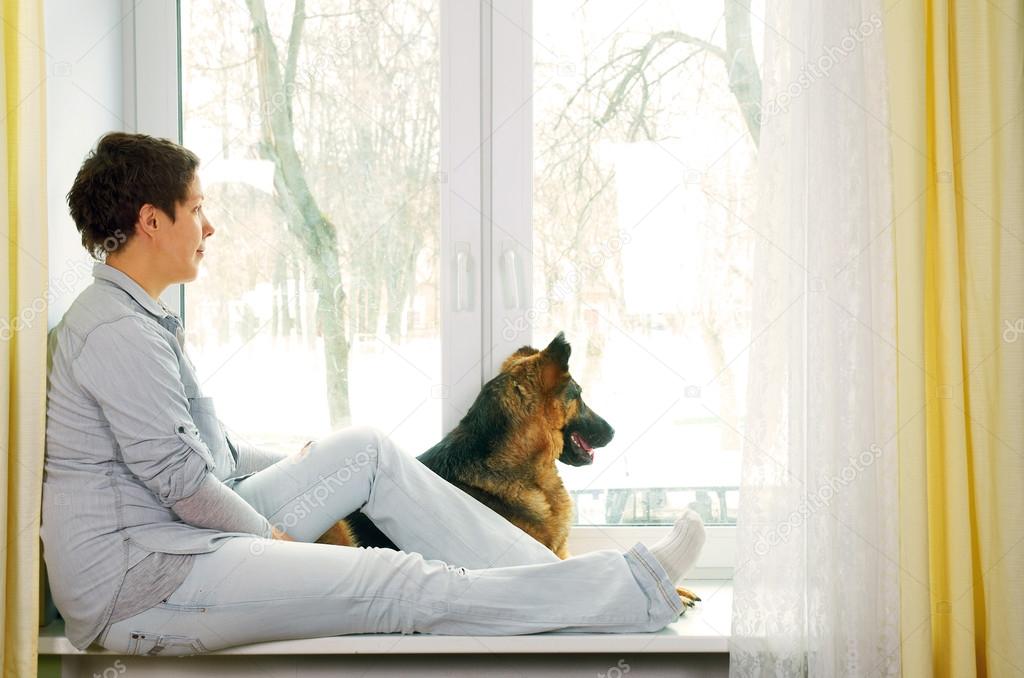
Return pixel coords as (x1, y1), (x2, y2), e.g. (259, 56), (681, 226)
(291, 257), (302, 337)
(385, 276), (404, 342)
(271, 252), (286, 339)
(247, 0), (351, 426)
(363, 280), (382, 336)
(384, 250), (416, 342)
(312, 255), (351, 426)
(724, 0), (761, 146)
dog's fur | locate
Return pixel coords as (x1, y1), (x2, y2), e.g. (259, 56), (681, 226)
(314, 332), (700, 608)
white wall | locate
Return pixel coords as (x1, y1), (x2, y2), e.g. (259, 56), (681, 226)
(44, 0), (125, 328)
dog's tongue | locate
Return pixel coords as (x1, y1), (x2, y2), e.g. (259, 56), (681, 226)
(572, 432), (594, 455)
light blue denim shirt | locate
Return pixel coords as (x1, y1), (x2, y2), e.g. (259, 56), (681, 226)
(40, 262), (265, 650)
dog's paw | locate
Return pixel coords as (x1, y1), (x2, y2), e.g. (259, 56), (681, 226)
(676, 586), (701, 609)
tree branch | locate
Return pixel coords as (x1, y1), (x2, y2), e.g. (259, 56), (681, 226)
(557, 7), (762, 149)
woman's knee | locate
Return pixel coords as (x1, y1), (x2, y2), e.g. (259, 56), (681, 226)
(312, 425), (394, 484)
(344, 424), (396, 465)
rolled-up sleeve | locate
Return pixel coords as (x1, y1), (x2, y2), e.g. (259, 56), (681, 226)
(71, 316), (215, 507)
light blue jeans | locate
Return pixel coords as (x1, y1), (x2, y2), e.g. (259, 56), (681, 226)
(97, 425), (684, 655)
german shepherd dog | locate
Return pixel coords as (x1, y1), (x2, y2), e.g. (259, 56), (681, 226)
(316, 332), (699, 608)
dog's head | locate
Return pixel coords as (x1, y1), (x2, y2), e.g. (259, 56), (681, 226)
(497, 332), (615, 467)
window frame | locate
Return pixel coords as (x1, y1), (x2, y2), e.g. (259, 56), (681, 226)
(133, 0), (736, 577)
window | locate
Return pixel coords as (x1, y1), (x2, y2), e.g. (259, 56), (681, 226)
(527, 2), (761, 529)
(179, 0), (443, 454)
(136, 0), (763, 571)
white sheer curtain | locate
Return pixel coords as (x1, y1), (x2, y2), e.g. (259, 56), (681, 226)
(730, 1), (900, 676)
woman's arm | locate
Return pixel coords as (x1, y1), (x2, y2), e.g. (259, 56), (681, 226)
(71, 315), (275, 537)
(171, 474), (273, 538)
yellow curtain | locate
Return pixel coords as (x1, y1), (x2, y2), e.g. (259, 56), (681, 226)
(1, 0), (47, 676)
(887, 0), (1024, 676)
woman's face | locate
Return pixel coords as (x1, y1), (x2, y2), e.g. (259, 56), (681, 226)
(161, 174), (214, 283)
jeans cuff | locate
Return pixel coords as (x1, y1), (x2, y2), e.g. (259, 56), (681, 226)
(624, 541), (684, 619)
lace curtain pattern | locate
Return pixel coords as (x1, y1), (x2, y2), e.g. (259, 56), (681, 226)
(730, 0), (901, 675)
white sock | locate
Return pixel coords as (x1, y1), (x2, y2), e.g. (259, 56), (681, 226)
(647, 509), (706, 584)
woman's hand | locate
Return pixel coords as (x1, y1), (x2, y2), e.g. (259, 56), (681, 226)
(270, 525), (297, 542)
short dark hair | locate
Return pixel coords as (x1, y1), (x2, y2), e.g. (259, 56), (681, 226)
(67, 132), (200, 259)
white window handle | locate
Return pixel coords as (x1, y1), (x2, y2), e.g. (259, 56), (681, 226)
(455, 242), (472, 311)
(501, 242), (522, 310)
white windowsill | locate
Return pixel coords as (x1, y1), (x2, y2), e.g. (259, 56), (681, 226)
(39, 580), (731, 656)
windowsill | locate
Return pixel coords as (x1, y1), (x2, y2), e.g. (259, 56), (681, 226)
(39, 580), (732, 656)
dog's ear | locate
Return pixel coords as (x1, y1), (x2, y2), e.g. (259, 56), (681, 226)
(540, 332), (571, 390)
(542, 332), (571, 369)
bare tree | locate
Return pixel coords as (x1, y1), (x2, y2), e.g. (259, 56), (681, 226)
(245, 0), (352, 426)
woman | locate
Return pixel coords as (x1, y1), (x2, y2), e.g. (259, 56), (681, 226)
(40, 132), (706, 655)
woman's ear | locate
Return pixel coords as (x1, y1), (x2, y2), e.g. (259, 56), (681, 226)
(136, 204), (160, 240)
